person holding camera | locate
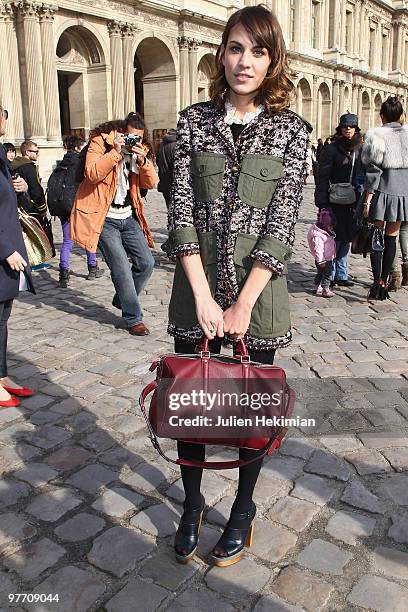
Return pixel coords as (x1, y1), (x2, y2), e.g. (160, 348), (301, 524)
(70, 112), (157, 335)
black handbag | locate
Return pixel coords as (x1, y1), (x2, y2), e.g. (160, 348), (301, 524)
(351, 220), (372, 257)
(371, 226), (385, 253)
(37, 215), (56, 258)
(351, 222), (384, 258)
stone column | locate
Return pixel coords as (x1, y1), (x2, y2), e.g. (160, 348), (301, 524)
(0, 2), (24, 140)
(340, 0), (347, 52)
(399, 24), (406, 73)
(122, 23), (136, 114)
(352, 83), (359, 114)
(312, 75), (319, 133)
(108, 20), (124, 118)
(189, 38), (200, 105)
(178, 36), (190, 109)
(357, 85), (363, 118)
(354, 0), (361, 58)
(15, 0), (47, 139)
(38, 4), (60, 141)
(339, 80), (345, 116)
(331, 79), (340, 133)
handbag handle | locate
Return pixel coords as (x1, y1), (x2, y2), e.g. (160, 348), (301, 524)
(196, 337), (249, 358)
(138, 381), (296, 469)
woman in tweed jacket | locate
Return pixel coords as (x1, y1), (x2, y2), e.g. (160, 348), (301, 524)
(167, 5), (309, 567)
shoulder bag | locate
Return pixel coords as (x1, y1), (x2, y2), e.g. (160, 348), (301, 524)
(329, 152), (357, 205)
(139, 338), (295, 469)
(18, 208), (53, 266)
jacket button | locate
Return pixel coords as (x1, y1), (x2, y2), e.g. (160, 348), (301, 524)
(232, 164), (239, 172)
(260, 168), (269, 177)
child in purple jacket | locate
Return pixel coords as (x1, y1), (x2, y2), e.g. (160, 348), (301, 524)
(307, 208), (337, 297)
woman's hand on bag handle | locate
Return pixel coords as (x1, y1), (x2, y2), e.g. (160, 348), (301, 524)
(223, 302), (251, 340)
(6, 251), (27, 272)
(196, 296), (224, 340)
(113, 132), (125, 154)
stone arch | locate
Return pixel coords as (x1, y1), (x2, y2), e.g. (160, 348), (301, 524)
(134, 35), (177, 147)
(54, 20), (108, 65)
(56, 25), (108, 138)
(361, 90), (371, 132)
(197, 53), (215, 102)
(296, 77), (312, 125)
(317, 82), (331, 139)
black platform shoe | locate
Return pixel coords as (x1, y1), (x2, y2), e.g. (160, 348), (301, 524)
(211, 503), (256, 567)
(174, 495), (205, 564)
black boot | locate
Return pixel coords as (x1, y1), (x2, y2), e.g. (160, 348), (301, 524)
(211, 502), (256, 567)
(86, 264), (105, 280)
(58, 268), (70, 289)
(174, 494), (205, 564)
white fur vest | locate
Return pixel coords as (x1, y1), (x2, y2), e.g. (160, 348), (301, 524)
(362, 123), (408, 168)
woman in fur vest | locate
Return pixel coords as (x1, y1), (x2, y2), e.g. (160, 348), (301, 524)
(314, 113), (364, 287)
(362, 97), (408, 300)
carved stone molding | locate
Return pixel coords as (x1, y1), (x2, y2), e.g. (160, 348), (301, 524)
(12, 0), (39, 19)
(189, 38), (200, 52)
(38, 4), (57, 22)
(122, 22), (137, 37)
(0, 2), (14, 21)
(177, 36), (190, 51)
(107, 19), (122, 37)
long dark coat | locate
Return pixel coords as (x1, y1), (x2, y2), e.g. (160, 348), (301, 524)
(314, 136), (364, 242)
(0, 145), (34, 302)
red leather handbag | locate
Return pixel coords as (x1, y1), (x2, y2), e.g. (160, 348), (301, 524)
(139, 338), (295, 469)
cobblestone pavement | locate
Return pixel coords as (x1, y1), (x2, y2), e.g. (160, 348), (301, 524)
(1, 184), (408, 612)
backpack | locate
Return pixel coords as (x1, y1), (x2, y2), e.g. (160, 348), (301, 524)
(47, 160), (79, 218)
(75, 143), (89, 183)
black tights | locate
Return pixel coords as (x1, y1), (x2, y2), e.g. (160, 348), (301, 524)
(175, 338), (275, 527)
(370, 234), (397, 284)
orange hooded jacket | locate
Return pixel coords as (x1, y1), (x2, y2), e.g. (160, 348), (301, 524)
(70, 130), (158, 253)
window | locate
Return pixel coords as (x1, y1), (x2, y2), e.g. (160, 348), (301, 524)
(290, 0), (296, 43)
(382, 33), (388, 72)
(345, 10), (352, 53)
(369, 27), (376, 69)
(311, 1), (320, 48)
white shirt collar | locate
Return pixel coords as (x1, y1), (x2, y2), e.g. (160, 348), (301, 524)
(224, 100), (264, 125)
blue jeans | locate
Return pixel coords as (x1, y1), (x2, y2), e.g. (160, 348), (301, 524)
(98, 215), (154, 326)
(332, 240), (350, 281)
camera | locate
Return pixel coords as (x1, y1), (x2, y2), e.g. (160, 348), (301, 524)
(124, 134), (142, 147)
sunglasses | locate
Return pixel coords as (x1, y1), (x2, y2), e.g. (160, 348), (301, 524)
(1, 109), (8, 120)
(27, 149), (39, 154)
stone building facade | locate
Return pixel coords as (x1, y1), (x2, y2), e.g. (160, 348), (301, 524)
(0, 0), (407, 175)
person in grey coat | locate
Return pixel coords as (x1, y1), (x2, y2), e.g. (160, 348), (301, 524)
(157, 128), (176, 208)
(314, 113), (364, 287)
(362, 96), (408, 300)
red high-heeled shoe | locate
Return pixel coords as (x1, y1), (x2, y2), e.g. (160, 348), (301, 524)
(0, 396), (21, 407)
(2, 386), (35, 397)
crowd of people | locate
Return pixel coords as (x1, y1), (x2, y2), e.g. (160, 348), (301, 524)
(1, 3), (408, 572)
(307, 100), (408, 300)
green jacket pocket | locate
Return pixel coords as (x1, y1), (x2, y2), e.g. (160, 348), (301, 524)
(237, 155), (283, 208)
(169, 231), (217, 328)
(233, 233), (291, 338)
(191, 152), (226, 202)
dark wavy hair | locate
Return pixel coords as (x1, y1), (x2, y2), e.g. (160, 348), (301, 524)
(63, 135), (86, 151)
(209, 5), (295, 113)
(381, 96), (404, 123)
(89, 113), (154, 160)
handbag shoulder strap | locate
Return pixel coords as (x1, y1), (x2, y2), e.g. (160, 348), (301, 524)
(349, 151), (356, 183)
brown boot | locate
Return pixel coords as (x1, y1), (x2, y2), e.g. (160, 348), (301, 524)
(389, 270), (401, 292)
(402, 262), (408, 286)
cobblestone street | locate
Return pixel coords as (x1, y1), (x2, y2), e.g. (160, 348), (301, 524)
(1, 184), (408, 612)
